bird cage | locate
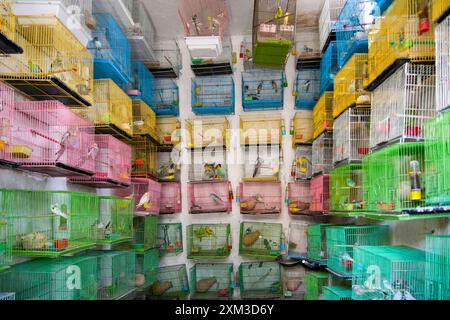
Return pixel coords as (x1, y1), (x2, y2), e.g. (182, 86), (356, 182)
(189, 147), (227, 182)
(252, 0), (296, 68)
(295, 69), (320, 109)
(307, 224), (331, 264)
(127, 0), (156, 62)
(293, 145), (313, 180)
(310, 174), (330, 212)
(335, 0), (379, 68)
(363, 142), (425, 212)
(283, 265), (306, 299)
(322, 286), (352, 300)
(288, 222), (308, 259)
(192, 76), (234, 115)
(188, 180), (232, 214)
(240, 113), (284, 146)
(239, 261), (282, 299)
(0, 81), (15, 166)
(148, 264), (189, 299)
(0, 189), (98, 257)
(69, 134), (132, 188)
(153, 79), (179, 116)
(0, 256), (98, 300)
(425, 235), (450, 300)
(326, 225), (390, 277)
(313, 92), (334, 140)
(330, 164), (367, 212)
(319, 0), (346, 52)
(242, 145), (281, 181)
(287, 181), (311, 215)
(129, 137), (158, 178)
(239, 181), (282, 215)
(10, 100), (96, 177)
(432, 0), (450, 23)
(127, 60), (154, 108)
(292, 110), (313, 145)
(436, 15), (450, 112)
(190, 263), (234, 299)
(132, 100), (157, 140)
(304, 271), (329, 300)
(333, 54), (371, 118)
(333, 107), (371, 165)
(312, 132), (334, 175)
(320, 41), (339, 94)
(189, 35), (233, 75)
(242, 70), (284, 110)
(239, 221), (283, 259)
(146, 41), (182, 78)
(157, 147), (181, 182)
(132, 215), (158, 252)
(156, 116), (181, 145)
(367, 0), (436, 89)
(0, 0), (22, 54)
(91, 12), (131, 85)
(0, 218), (12, 272)
(0, 292), (15, 300)
(187, 224), (231, 259)
(157, 223), (183, 256)
(352, 246), (426, 300)
(88, 250), (136, 300)
(186, 116), (228, 149)
(116, 178), (161, 216)
(160, 182), (182, 214)
(135, 248), (159, 291)
(297, 27), (321, 60)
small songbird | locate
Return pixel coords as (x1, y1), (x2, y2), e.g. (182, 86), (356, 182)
(50, 53), (63, 72)
(136, 192), (150, 209)
(252, 157), (263, 178)
(302, 80), (311, 93)
(28, 59), (42, 73)
(51, 204), (69, 220)
(274, 6), (283, 19)
(92, 36), (102, 56)
(87, 143), (99, 160)
(55, 130), (71, 161)
(214, 164), (226, 179)
(271, 80), (278, 93)
(210, 193), (223, 204)
(256, 81), (263, 95)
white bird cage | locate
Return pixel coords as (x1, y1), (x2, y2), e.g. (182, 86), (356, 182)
(283, 265), (306, 299)
(312, 132), (333, 175)
(127, 0), (156, 61)
(297, 27), (321, 60)
(189, 147), (227, 182)
(242, 145), (281, 181)
(156, 147), (181, 182)
(436, 15), (450, 112)
(333, 107), (371, 165)
(288, 222), (308, 259)
(147, 41), (182, 78)
(293, 145), (312, 180)
(319, 0), (346, 52)
(370, 63), (436, 149)
(0, 292), (15, 300)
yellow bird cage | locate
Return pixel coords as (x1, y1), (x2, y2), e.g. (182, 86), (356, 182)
(431, 0), (450, 23)
(240, 113), (284, 146)
(186, 116), (229, 149)
(333, 54), (371, 119)
(0, 0), (15, 43)
(0, 15), (94, 107)
(156, 116), (181, 145)
(130, 136), (158, 179)
(132, 100), (157, 141)
(313, 92), (334, 140)
(367, 0), (435, 89)
(292, 110), (314, 146)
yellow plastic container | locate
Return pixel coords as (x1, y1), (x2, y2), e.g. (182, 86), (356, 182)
(11, 145), (32, 158)
(156, 116), (181, 145)
(313, 92), (334, 140)
(132, 100), (157, 140)
(240, 113), (283, 146)
(292, 110), (313, 146)
(186, 116), (229, 149)
(432, 0), (450, 23)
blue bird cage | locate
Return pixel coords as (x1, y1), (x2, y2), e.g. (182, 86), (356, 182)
(242, 70), (284, 110)
(335, 0), (378, 68)
(127, 60), (154, 108)
(192, 76), (234, 115)
(320, 41), (339, 94)
(295, 69), (320, 109)
(153, 78), (179, 116)
(375, 0), (394, 14)
(91, 12), (132, 85)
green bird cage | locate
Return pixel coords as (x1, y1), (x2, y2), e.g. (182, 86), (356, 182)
(96, 196), (133, 245)
(135, 248), (160, 291)
(148, 264), (189, 299)
(282, 265), (305, 299)
(352, 246), (426, 300)
(330, 164), (367, 212)
(322, 286), (352, 300)
(239, 261), (282, 299)
(0, 256), (98, 300)
(189, 263), (234, 299)
(239, 221), (283, 259)
(0, 219), (12, 272)
(133, 215), (158, 252)
(157, 223), (183, 256)
(363, 142), (425, 213)
(425, 235), (450, 300)
(326, 225), (390, 277)
(304, 271), (329, 300)
(307, 224), (331, 265)
(0, 189), (98, 257)
(187, 224), (231, 259)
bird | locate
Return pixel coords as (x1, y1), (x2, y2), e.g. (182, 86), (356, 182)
(51, 204), (69, 220)
(346, 178), (356, 187)
(92, 36), (102, 57)
(50, 53), (64, 72)
(210, 193), (223, 204)
(302, 80), (311, 93)
(55, 130), (71, 161)
(136, 192), (150, 209)
(271, 80), (278, 93)
(214, 164), (226, 179)
(258, 268), (273, 281)
(256, 81), (263, 95)
(274, 6), (283, 19)
(28, 59), (42, 73)
(86, 143), (99, 160)
(252, 157), (263, 178)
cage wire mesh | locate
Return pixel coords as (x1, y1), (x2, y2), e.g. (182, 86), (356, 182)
(297, 27), (321, 60)
(189, 147), (227, 181)
(240, 113), (283, 146)
(288, 222), (308, 259)
(132, 215), (157, 252)
(313, 92), (334, 139)
(186, 116), (228, 148)
(292, 110), (314, 145)
(295, 69), (320, 109)
(307, 224), (331, 264)
(239, 181), (282, 215)
(192, 76), (234, 115)
(0, 217), (12, 271)
(242, 145), (280, 181)
(312, 132), (333, 175)
(310, 174), (330, 212)
(242, 69), (284, 110)
(320, 41), (339, 94)
(129, 137), (158, 178)
(330, 164), (367, 211)
(431, 0), (450, 23)
(436, 15), (450, 112)
(0, 81), (15, 165)
(188, 180), (232, 214)
(116, 178), (161, 215)
(283, 265), (305, 299)
(160, 182), (182, 214)
(132, 99), (157, 139)
(128, 0), (156, 61)
(153, 78), (179, 116)
(425, 234), (450, 300)
(148, 264), (189, 299)
(0, 292), (15, 300)
(187, 224), (231, 259)
(239, 261), (282, 299)
(157, 223), (183, 256)
(287, 180), (311, 215)
(127, 60), (154, 108)
(304, 271), (329, 300)
(239, 221), (283, 259)
(156, 116), (181, 145)
(157, 147), (181, 182)
(322, 285), (353, 300)
(146, 41), (182, 75)
(292, 145), (312, 180)
(0, 0), (17, 47)
(190, 263), (234, 299)
(135, 248), (159, 290)
(319, 0), (346, 52)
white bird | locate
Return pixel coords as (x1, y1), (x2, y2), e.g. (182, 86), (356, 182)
(393, 290), (403, 300)
(87, 143), (99, 160)
(51, 204), (68, 220)
(136, 192), (150, 209)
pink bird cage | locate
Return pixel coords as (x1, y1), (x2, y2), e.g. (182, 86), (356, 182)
(310, 174), (330, 213)
(188, 180), (232, 214)
(11, 100), (95, 176)
(116, 178), (162, 216)
(160, 182), (182, 214)
(239, 181), (282, 215)
(69, 134), (132, 188)
(0, 81), (15, 166)
(287, 181), (311, 215)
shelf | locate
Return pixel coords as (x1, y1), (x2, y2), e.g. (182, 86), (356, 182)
(191, 62), (233, 77)
(362, 212), (450, 221)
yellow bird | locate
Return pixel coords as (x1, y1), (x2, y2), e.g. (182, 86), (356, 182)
(274, 6), (283, 19)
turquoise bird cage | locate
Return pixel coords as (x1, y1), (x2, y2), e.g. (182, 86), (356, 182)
(295, 69), (320, 109)
(127, 60), (154, 108)
(192, 76), (234, 115)
(319, 41), (339, 94)
(242, 69), (284, 110)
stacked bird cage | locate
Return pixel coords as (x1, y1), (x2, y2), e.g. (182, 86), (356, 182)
(160, 182), (182, 214)
(11, 100), (95, 177)
(189, 147), (227, 182)
(0, 81), (15, 166)
(0, 292), (15, 300)
(288, 222), (308, 259)
(425, 234), (450, 300)
(432, 0), (450, 23)
(0, 0), (20, 54)
(69, 134), (132, 188)
(127, 0), (156, 62)
(330, 164), (367, 212)
(240, 113), (283, 146)
(0, 189), (98, 257)
(307, 224), (331, 264)
(132, 99), (157, 140)
(292, 145), (313, 180)
(239, 261), (282, 299)
(287, 181), (311, 215)
(148, 264), (189, 299)
(91, 12), (131, 85)
(312, 132), (334, 175)
(295, 69), (320, 109)
(188, 180), (232, 214)
(352, 246), (426, 300)
(333, 54), (371, 119)
(146, 41), (182, 78)
(0, 218), (11, 272)
(292, 110), (314, 145)
(297, 26), (321, 60)
(152, 79), (179, 116)
(320, 41), (339, 94)
(304, 271), (329, 300)
(319, 0), (346, 52)
(190, 263), (234, 299)
(242, 69), (284, 110)
(156, 116), (181, 146)
(283, 265), (306, 299)
(157, 147), (181, 182)
(116, 178), (161, 216)
(157, 223), (183, 256)
(192, 76), (234, 115)
(135, 248), (159, 291)
(326, 225), (390, 277)
(239, 221), (283, 259)
(132, 215), (158, 252)
(310, 174), (330, 212)
(186, 116), (228, 149)
(129, 137), (158, 178)
(436, 15), (450, 112)
(239, 181), (282, 215)
(127, 60), (154, 107)
(189, 35), (233, 74)
(363, 142), (425, 212)
(322, 286), (352, 300)
(187, 224), (231, 259)
(0, 256), (98, 300)
(367, 0), (436, 89)
(242, 145), (281, 181)
(313, 92), (334, 140)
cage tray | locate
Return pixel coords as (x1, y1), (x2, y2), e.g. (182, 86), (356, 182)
(12, 241), (96, 258)
(0, 32), (23, 54)
(69, 178), (124, 189)
(148, 67), (178, 79)
(296, 57), (322, 70)
(190, 63), (233, 77)
(94, 124), (133, 142)
(20, 162), (94, 177)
